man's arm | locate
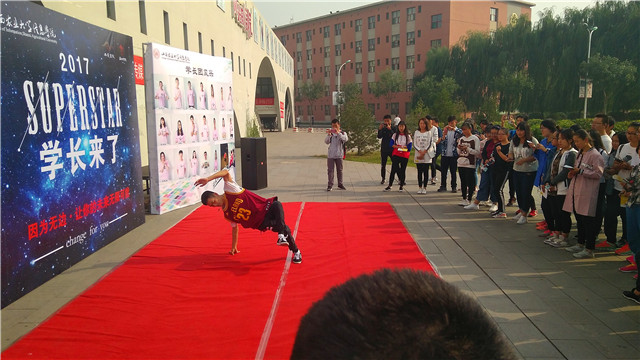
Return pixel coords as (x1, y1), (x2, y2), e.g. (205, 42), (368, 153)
(230, 225), (239, 255)
(195, 168), (231, 187)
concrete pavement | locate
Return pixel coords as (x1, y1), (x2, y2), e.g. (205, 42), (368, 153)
(2, 130), (639, 359)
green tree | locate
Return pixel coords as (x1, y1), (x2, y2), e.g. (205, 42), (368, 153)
(580, 53), (637, 114)
(299, 80), (324, 125)
(412, 76), (464, 123)
(371, 69), (405, 112)
(341, 96), (378, 155)
(492, 68), (534, 116)
(405, 100), (430, 132)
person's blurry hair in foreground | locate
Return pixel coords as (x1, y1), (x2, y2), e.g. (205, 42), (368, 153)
(291, 268), (516, 360)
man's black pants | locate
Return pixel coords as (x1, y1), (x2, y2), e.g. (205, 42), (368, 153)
(259, 201), (299, 253)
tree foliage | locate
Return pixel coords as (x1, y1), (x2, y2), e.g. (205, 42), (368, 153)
(341, 95), (378, 155)
(298, 80), (324, 124)
(371, 69), (405, 111)
(413, 1), (639, 120)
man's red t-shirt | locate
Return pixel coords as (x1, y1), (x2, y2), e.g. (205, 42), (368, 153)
(222, 180), (276, 229)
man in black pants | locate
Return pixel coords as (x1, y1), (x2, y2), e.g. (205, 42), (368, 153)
(197, 168), (302, 263)
(377, 114), (396, 184)
(437, 116), (462, 192)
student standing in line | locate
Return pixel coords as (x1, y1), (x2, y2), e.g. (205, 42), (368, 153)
(384, 121), (412, 192)
(490, 127), (512, 218)
(437, 116), (462, 193)
(603, 133), (629, 248)
(456, 122), (481, 206)
(377, 114), (396, 184)
(509, 122), (539, 225)
(429, 117), (443, 185)
(413, 118), (438, 194)
(563, 129), (605, 258)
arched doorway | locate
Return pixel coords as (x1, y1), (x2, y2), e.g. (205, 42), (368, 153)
(255, 57), (280, 131)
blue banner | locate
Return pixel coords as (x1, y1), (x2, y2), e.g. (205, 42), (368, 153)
(1, 2), (145, 307)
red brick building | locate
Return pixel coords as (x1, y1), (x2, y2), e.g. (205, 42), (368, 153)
(273, 0), (533, 124)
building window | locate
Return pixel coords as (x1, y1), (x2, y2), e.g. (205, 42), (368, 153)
(368, 103), (376, 114)
(296, 51), (302, 62)
(250, 63), (252, 79)
(296, 32), (302, 43)
(417, 54), (421, 62)
(238, 55), (241, 74)
(377, 59), (380, 66)
(418, 30), (421, 37)
(406, 55), (415, 69)
(243, 59), (246, 76)
(325, 104), (331, 115)
(418, 5), (421, 13)
(431, 14), (442, 29)
(324, 66), (330, 78)
(231, 51), (234, 71)
(355, 62), (362, 74)
(306, 49), (312, 60)
(406, 79), (413, 91)
(490, 8), (498, 21)
(368, 38), (375, 51)
(431, 39), (442, 48)
(391, 34), (400, 48)
(323, 26), (330, 38)
(297, 69), (302, 80)
(335, 44), (341, 56)
(183, 22), (188, 50)
(355, 40), (362, 53)
(407, 7), (415, 21)
(280, 35), (286, 45)
(334, 23), (341, 36)
(407, 31), (415, 45)
(163, 11), (170, 44)
(392, 10), (400, 24)
(368, 82), (374, 94)
(324, 46), (330, 58)
(368, 60), (375, 73)
(198, 32), (203, 53)
(391, 57), (400, 70)
(307, 68), (312, 79)
(306, 30), (312, 41)
(390, 103), (399, 115)
(223, 46), (226, 57)
(138, 0), (146, 34)
(355, 19), (362, 32)
(406, 102), (412, 114)
(368, 16), (375, 29)
(106, 0), (116, 20)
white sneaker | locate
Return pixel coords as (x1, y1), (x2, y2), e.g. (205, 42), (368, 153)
(544, 234), (558, 245)
(489, 204), (498, 212)
(517, 215), (528, 224)
(458, 199), (470, 206)
(420, 188), (427, 194)
(276, 234), (289, 246)
(550, 237), (569, 248)
(565, 243), (584, 253)
(464, 202), (480, 210)
(513, 212), (523, 221)
(573, 248), (594, 259)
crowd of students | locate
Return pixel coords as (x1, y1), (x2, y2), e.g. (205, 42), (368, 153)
(376, 113), (640, 304)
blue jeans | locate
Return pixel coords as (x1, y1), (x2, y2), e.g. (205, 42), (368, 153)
(513, 171), (536, 213)
(476, 166), (497, 202)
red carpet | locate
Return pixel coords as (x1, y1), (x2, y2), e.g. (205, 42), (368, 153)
(3, 202), (435, 360)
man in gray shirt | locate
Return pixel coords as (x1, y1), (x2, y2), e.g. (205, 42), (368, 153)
(325, 119), (349, 191)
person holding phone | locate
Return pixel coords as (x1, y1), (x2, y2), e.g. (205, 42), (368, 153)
(325, 119), (349, 191)
(377, 115), (396, 184)
(509, 122), (539, 225)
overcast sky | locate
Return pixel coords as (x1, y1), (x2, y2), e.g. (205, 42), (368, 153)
(253, 0), (599, 28)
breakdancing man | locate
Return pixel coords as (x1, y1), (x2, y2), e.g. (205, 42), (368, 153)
(196, 168), (302, 264)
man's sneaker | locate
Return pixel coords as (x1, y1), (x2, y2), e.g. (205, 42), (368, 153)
(550, 238), (570, 248)
(615, 238), (627, 248)
(459, 199), (470, 206)
(528, 210), (538, 217)
(565, 243), (584, 253)
(276, 234), (289, 246)
(292, 250), (302, 264)
(544, 235), (558, 245)
(464, 202), (480, 210)
(595, 240), (615, 250)
(506, 200), (517, 207)
(327, 186), (332, 191)
(398, 185), (404, 192)
(381, 179), (385, 184)
(492, 212), (507, 218)
(536, 220), (547, 226)
(573, 248), (594, 259)
(430, 178), (437, 185)
(615, 243), (632, 255)
(513, 212), (523, 221)
(517, 215), (528, 225)
(437, 187), (447, 192)
(384, 186), (392, 192)
(489, 204), (498, 212)
(626, 255), (635, 264)
(338, 185), (346, 190)
(622, 289), (640, 304)
(619, 263), (638, 273)
(451, 188), (458, 193)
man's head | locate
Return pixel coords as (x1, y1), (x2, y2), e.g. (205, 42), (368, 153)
(331, 118), (340, 131)
(201, 190), (224, 207)
(515, 114), (528, 124)
(383, 114), (392, 126)
(606, 116), (616, 134)
(592, 113), (608, 134)
(447, 115), (457, 127)
(291, 269), (516, 360)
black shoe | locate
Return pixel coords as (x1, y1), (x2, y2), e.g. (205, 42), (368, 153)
(327, 186), (332, 191)
(276, 234), (289, 246)
(380, 179), (385, 184)
(338, 185), (346, 190)
(292, 251), (302, 264)
(622, 289), (640, 304)
(451, 188), (457, 193)
(616, 238), (627, 248)
(437, 187), (447, 192)
(384, 186), (392, 192)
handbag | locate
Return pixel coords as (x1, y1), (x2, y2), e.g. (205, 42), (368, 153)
(392, 147), (410, 158)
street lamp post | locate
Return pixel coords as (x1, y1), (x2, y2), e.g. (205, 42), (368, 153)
(583, 24), (598, 119)
(337, 59), (351, 120)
